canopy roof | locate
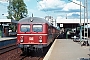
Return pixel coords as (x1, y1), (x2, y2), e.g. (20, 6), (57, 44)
(0, 19), (18, 23)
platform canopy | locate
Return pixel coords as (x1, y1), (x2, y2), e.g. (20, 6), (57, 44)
(56, 19), (90, 24)
(0, 19), (18, 23)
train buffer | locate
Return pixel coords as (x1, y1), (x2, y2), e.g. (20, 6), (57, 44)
(43, 39), (90, 60)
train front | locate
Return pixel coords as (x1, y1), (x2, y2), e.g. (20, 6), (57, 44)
(17, 17), (48, 52)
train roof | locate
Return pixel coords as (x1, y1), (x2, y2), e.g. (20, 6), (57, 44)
(18, 17), (52, 26)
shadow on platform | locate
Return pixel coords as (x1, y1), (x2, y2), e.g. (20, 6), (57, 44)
(80, 58), (90, 60)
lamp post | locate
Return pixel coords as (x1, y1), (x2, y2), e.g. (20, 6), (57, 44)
(68, 0), (89, 45)
(79, 0), (82, 43)
(86, 0), (88, 39)
(68, 0), (82, 43)
(84, 0), (86, 40)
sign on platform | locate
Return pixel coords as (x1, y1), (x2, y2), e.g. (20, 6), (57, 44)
(60, 24), (63, 27)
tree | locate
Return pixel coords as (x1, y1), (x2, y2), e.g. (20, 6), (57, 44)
(7, 0), (28, 20)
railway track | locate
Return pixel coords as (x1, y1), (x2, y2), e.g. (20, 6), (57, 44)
(0, 38), (54, 60)
(0, 44), (48, 60)
(0, 44), (17, 55)
(19, 56), (43, 60)
(9, 50), (44, 60)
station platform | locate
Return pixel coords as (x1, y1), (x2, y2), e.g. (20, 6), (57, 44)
(0, 37), (16, 41)
(0, 37), (17, 47)
(43, 39), (90, 60)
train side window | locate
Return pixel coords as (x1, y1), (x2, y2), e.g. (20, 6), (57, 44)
(20, 24), (30, 32)
(33, 24), (42, 32)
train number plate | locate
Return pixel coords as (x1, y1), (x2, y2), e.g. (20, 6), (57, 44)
(29, 37), (33, 40)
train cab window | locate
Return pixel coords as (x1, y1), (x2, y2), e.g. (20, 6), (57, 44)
(33, 24), (42, 32)
(20, 25), (30, 32)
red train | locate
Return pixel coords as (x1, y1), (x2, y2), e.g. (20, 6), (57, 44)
(17, 17), (59, 52)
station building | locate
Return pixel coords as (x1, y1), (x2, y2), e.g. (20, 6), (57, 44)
(0, 19), (18, 37)
(56, 18), (90, 28)
(56, 18), (90, 38)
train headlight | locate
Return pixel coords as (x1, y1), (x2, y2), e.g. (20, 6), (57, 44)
(20, 39), (23, 43)
(39, 40), (42, 43)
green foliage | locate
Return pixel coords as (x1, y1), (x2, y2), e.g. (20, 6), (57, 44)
(9, 25), (14, 31)
(9, 24), (17, 32)
(7, 0), (28, 20)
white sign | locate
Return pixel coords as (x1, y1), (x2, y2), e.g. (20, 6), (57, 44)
(60, 24), (63, 27)
(29, 37), (33, 40)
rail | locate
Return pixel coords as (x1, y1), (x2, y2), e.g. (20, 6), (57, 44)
(0, 43), (17, 54)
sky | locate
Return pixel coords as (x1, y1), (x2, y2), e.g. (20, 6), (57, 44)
(0, 0), (90, 19)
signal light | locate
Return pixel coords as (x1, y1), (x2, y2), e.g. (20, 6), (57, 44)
(39, 36), (42, 39)
(39, 36), (42, 43)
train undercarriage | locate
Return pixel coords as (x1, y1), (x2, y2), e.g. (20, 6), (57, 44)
(18, 44), (47, 53)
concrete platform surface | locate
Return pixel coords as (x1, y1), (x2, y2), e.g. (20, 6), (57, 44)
(44, 39), (90, 60)
(0, 37), (17, 41)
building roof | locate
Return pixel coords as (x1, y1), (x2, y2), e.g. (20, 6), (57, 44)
(0, 19), (18, 23)
(56, 19), (90, 23)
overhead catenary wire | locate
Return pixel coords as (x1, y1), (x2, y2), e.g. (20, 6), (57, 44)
(36, 0), (49, 16)
(68, 0), (85, 8)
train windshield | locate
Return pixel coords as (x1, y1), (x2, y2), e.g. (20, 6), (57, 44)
(20, 24), (30, 32)
(33, 24), (42, 32)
